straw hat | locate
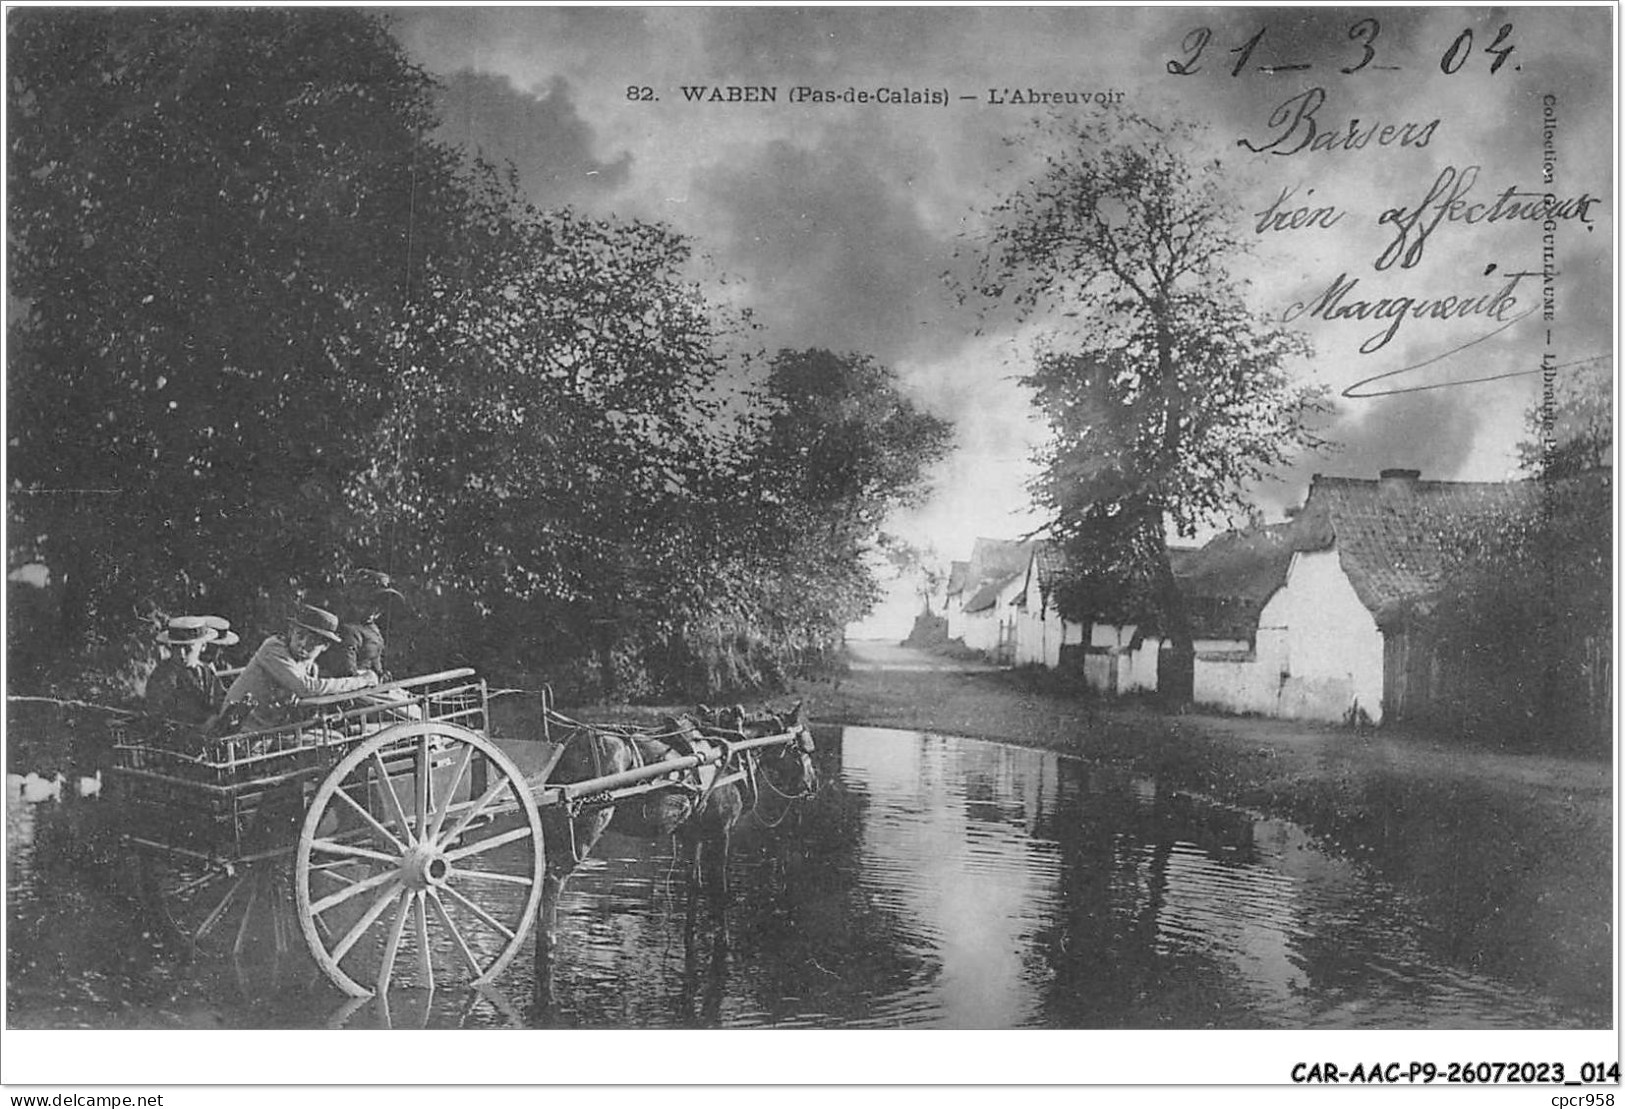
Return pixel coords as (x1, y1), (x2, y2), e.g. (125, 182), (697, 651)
(156, 615), (219, 646)
(198, 615), (240, 647)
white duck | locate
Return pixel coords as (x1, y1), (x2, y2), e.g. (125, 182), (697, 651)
(20, 772), (65, 803)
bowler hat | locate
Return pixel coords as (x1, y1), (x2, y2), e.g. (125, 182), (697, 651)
(292, 604), (342, 644)
(348, 568), (404, 602)
(345, 569), (406, 618)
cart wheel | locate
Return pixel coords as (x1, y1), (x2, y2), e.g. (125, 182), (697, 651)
(294, 723), (544, 998)
(125, 851), (297, 963)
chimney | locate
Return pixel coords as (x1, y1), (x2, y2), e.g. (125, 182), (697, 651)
(1379, 468), (1421, 495)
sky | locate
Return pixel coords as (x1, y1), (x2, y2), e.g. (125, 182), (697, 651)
(388, 5), (1614, 632)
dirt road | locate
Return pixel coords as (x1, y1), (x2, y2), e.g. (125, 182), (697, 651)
(844, 639), (997, 671)
(792, 641), (1614, 1021)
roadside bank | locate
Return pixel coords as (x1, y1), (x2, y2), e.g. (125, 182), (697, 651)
(789, 641), (1614, 1023)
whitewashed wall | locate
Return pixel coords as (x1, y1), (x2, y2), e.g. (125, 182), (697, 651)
(1194, 653), (1278, 715)
(1194, 550), (1384, 724)
(1082, 623), (1161, 694)
(961, 605), (998, 653)
(944, 593), (966, 641)
(1013, 604), (1084, 668)
(1122, 637), (1161, 692)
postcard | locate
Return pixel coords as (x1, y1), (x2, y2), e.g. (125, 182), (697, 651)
(4, 3), (1615, 1094)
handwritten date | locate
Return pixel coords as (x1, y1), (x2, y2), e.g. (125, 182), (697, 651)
(1169, 19), (1517, 79)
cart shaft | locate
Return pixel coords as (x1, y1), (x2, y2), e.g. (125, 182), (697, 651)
(541, 731), (799, 804)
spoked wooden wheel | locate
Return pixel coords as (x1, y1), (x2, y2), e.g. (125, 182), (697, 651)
(126, 852), (299, 964)
(294, 723), (544, 998)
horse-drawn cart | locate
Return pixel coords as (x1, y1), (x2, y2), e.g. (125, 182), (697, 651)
(108, 668), (814, 998)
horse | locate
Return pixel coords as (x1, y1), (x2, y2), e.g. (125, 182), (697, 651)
(484, 694), (819, 1003)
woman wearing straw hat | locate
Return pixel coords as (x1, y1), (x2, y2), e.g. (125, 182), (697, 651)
(197, 615), (241, 679)
(144, 616), (228, 726)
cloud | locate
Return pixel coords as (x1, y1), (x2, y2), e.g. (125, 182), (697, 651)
(1256, 384), (1489, 518)
(389, 6), (1612, 559)
(432, 71), (631, 208)
(692, 134), (964, 368)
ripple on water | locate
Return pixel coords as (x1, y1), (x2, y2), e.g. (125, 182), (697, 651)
(4, 726), (1603, 1030)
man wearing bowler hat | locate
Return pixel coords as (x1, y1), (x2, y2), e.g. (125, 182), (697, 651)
(223, 604), (379, 731)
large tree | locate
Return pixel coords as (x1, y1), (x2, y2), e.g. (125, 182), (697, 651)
(972, 116), (1326, 682)
(346, 177), (754, 692)
(7, 8), (457, 639)
(6, 10), (954, 701)
(672, 349), (953, 691)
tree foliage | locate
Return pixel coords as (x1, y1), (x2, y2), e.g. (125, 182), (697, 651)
(972, 116), (1327, 647)
(1521, 360), (1613, 478)
(662, 350), (953, 693)
(8, 8), (447, 632)
(7, 10), (954, 701)
(1430, 361), (1612, 749)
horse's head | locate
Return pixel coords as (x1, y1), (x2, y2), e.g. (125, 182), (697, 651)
(758, 702), (819, 799)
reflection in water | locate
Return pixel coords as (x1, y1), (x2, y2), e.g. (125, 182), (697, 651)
(5, 728), (1600, 1029)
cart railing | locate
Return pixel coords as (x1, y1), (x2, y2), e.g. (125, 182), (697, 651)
(114, 669), (484, 774)
(109, 669), (489, 865)
(300, 668), (480, 709)
(302, 668), (487, 736)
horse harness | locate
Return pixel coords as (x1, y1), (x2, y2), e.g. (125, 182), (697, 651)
(555, 720), (746, 825)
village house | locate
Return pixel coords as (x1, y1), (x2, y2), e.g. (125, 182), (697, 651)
(1077, 538), (1283, 699)
(955, 538), (1033, 662)
(1068, 469), (1547, 727)
(939, 468), (1545, 725)
(1227, 469), (1535, 724)
(1190, 469), (1536, 724)
(1010, 540), (1087, 668)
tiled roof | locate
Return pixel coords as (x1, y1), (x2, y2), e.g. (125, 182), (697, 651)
(1014, 539), (1068, 611)
(944, 560), (971, 597)
(1032, 540), (1068, 588)
(966, 537), (1034, 582)
(963, 571), (1022, 614)
(1175, 526), (1296, 640)
(953, 537), (1037, 613)
(1294, 472), (1536, 626)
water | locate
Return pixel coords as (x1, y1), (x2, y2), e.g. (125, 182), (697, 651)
(4, 726), (1601, 1029)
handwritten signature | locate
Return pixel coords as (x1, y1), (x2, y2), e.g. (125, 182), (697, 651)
(1342, 343), (1604, 398)
(1283, 264), (1536, 354)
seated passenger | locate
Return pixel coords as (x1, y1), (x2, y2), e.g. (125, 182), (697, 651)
(145, 615), (227, 727)
(199, 616), (240, 674)
(222, 605), (378, 732)
(320, 571), (420, 721)
(319, 569), (404, 682)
